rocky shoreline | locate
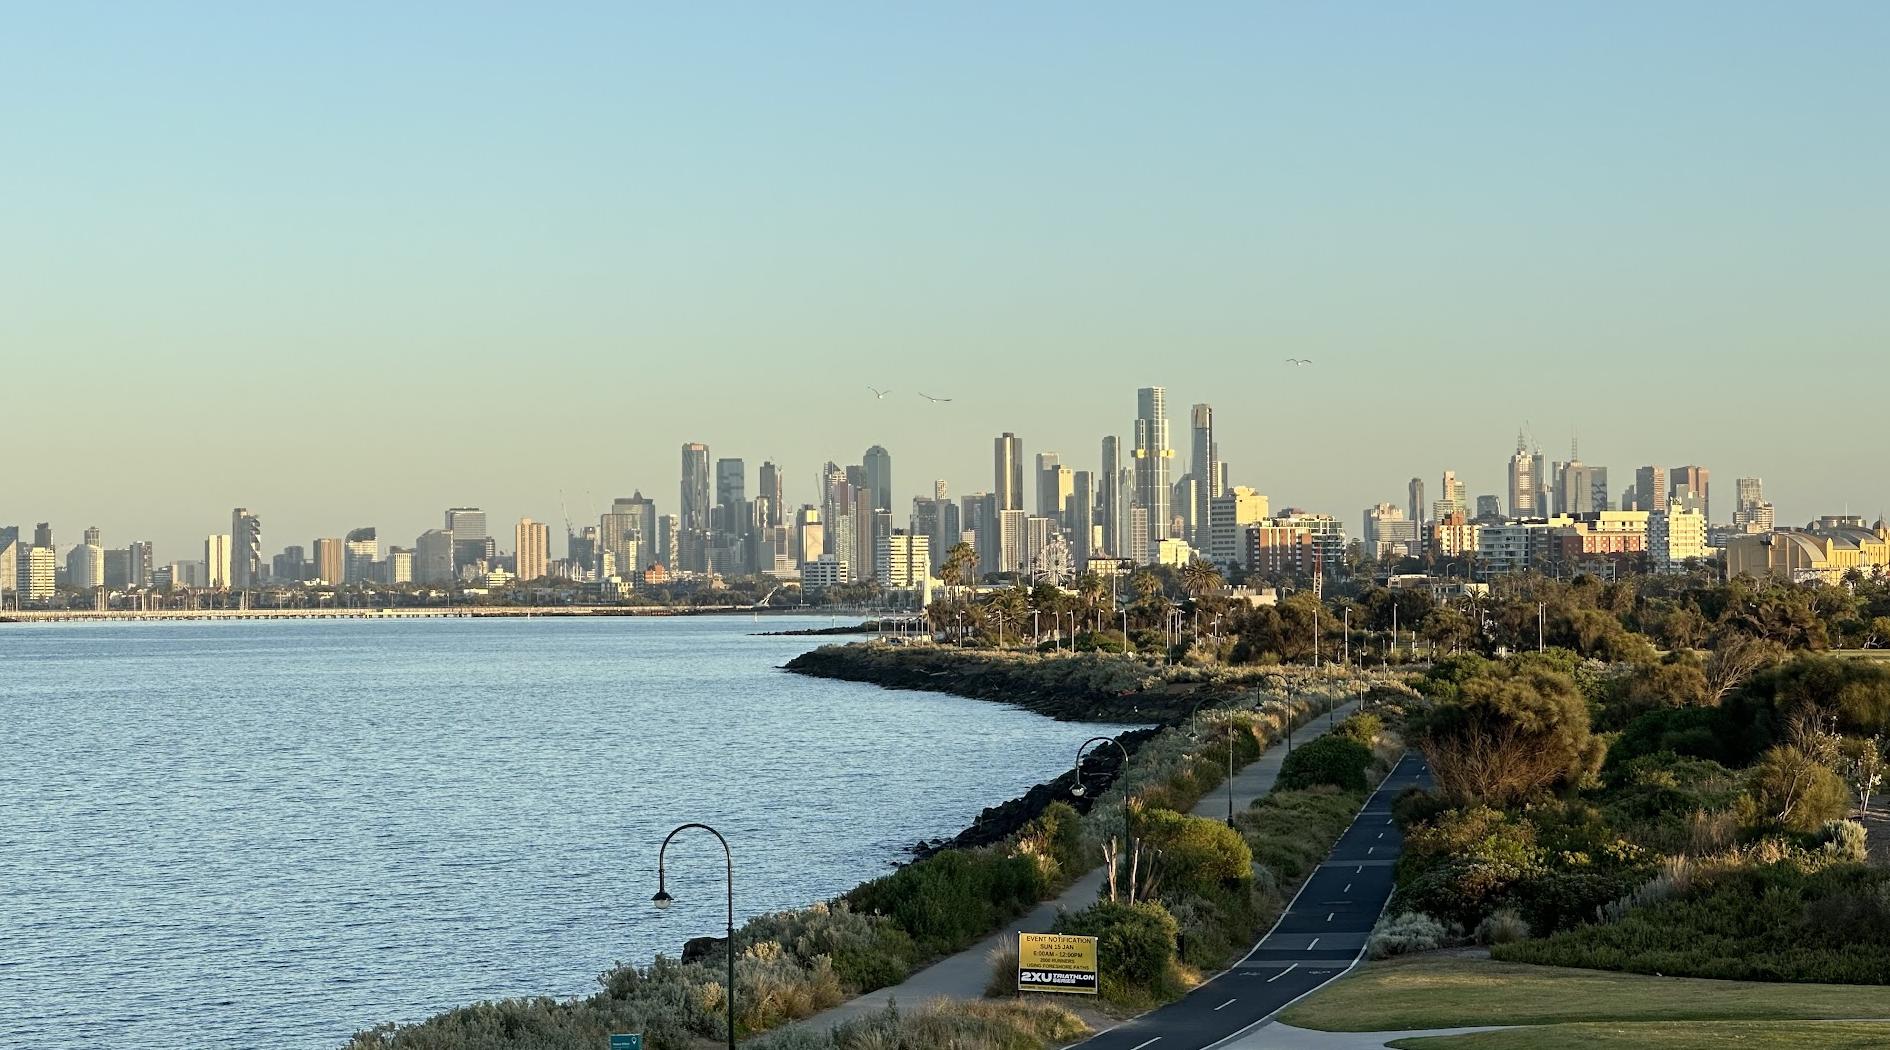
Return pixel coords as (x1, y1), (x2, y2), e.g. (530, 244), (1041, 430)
(784, 643), (1196, 722)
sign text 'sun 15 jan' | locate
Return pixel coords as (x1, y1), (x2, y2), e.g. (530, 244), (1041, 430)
(1016, 932), (1098, 995)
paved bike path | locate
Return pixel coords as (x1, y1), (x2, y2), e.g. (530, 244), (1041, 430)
(1074, 753), (1432, 1050)
(785, 701), (1362, 1034)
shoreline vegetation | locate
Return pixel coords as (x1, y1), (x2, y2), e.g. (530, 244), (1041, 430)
(344, 642), (1400, 1050)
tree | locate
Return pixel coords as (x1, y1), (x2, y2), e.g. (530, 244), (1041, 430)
(1749, 745), (1851, 833)
(939, 542), (978, 592)
(1412, 660), (1603, 806)
(1179, 559), (1224, 603)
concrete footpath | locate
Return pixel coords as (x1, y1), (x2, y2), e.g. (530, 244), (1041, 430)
(787, 698), (1363, 1034)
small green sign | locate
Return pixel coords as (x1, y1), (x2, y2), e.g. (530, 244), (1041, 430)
(609, 1036), (643, 1050)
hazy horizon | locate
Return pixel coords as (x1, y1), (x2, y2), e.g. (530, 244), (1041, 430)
(7, 3), (1886, 558)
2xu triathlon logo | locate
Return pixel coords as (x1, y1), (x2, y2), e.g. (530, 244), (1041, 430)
(1016, 932), (1099, 995)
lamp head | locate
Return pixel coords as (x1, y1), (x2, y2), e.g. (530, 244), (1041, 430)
(651, 889), (674, 911)
(1070, 782), (1085, 798)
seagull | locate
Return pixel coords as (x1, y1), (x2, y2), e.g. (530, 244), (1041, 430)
(868, 386), (892, 399)
(919, 392), (953, 403)
(1285, 357), (1313, 367)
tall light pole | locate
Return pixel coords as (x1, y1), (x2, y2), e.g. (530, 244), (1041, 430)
(1070, 736), (1132, 801)
(1224, 711), (1238, 827)
(653, 822), (736, 1050)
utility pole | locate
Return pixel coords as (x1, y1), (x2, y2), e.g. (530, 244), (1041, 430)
(1538, 601), (1545, 652)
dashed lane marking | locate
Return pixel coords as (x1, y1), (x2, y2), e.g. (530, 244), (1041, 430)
(1214, 999), (1237, 1011)
(1307, 937), (1320, 951)
(1267, 963), (1299, 983)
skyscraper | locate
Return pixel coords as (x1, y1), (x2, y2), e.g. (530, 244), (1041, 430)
(445, 508), (488, 573)
(715, 457), (747, 509)
(1507, 434), (1542, 517)
(127, 540), (153, 588)
(515, 518), (550, 581)
(1071, 470), (1095, 568)
(994, 433), (1024, 512)
(416, 529), (455, 584)
(758, 461), (784, 527)
(204, 533), (232, 589)
(1132, 387), (1173, 560)
(313, 537), (345, 584)
(1189, 403), (1219, 551)
(1555, 461), (1608, 516)
(1100, 436), (1122, 557)
(1034, 452), (1067, 521)
(1631, 466), (1669, 513)
(863, 445), (893, 513)
(1733, 477), (1774, 533)
(680, 443), (712, 573)
(69, 541), (106, 590)
(1408, 477), (1427, 556)
(1670, 465), (1710, 522)
(231, 508), (262, 588)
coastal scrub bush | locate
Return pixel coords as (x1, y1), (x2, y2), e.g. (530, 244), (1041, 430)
(1367, 912), (1452, 959)
(1052, 900), (1182, 1007)
(1331, 712), (1383, 749)
(1473, 908), (1531, 945)
(750, 998), (1090, 1050)
(1135, 808), (1254, 898)
(1411, 659), (1604, 806)
(846, 847), (1049, 957)
(1237, 787), (1365, 884)
(1277, 735), (1374, 792)
(1749, 745), (1851, 833)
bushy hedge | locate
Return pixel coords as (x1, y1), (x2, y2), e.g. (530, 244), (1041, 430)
(1052, 900), (1183, 1007)
(846, 847), (1049, 957)
(1135, 808), (1254, 898)
(1277, 735), (1375, 792)
(1496, 860), (1890, 983)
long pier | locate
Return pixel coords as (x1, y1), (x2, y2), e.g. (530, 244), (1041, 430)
(0, 605), (762, 624)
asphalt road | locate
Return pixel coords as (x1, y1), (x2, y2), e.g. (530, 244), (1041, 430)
(1075, 752), (1433, 1050)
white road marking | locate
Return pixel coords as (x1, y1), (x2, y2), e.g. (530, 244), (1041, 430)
(1307, 937), (1321, 951)
(1267, 963), (1299, 983)
(1128, 1039), (1162, 1050)
(1214, 998), (1238, 1011)
(1326, 912), (1334, 922)
(1355, 865), (1363, 874)
(1367, 847), (1375, 855)
(1343, 883), (1352, 893)
(1377, 832), (1384, 839)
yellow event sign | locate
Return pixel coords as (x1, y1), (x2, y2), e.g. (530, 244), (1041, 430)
(1016, 932), (1098, 994)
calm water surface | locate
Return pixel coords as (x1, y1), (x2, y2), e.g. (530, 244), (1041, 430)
(0, 616), (1133, 1049)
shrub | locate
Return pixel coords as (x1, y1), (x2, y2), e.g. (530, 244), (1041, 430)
(984, 943), (1019, 999)
(1331, 712), (1383, 748)
(751, 998), (1090, 1050)
(1748, 746), (1851, 834)
(1135, 808), (1254, 898)
(1474, 908), (1531, 945)
(1411, 659), (1603, 806)
(1278, 735), (1374, 792)
(1820, 819), (1869, 863)
(1391, 787), (1451, 829)
(1368, 912), (1452, 959)
(846, 846), (1050, 955)
(1237, 788), (1365, 884)
(1052, 900), (1182, 1007)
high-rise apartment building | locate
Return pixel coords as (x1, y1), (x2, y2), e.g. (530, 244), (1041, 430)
(515, 518), (550, 581)
(18, 545), (56, 600)
(204, 534), (232, 589)
(715, 457), (747, 509)
(994, 433), (1024, 512)
(1649, 508), (1708, 573)
(384, 548), (414, 585)
(876, 529), (931, 589)
(1630, 466), (1669, 513)
(313, 538), (345, 584)
(415, 530), (455, 584)
(0, 530), (18, 608)
(343, 528), (378, 583)
(1071, 470), (1095, 567)
(1189, 403), (1219, 551)
(444, 508), (487, 572)
(127, 540), (153, 588)
(230, 508), (262, 588)
(1209, 487), (1269, 566)
(680, 443), (712, 573)
(83, 526), (101, 548)
(862, 445), (892, 514)
(1408, 477), (1426, 550)
(33, 523), (53, 548)
(1099, 436), (1122, 557)
(68, 542), (106, 590)
(794, 506), (824, 566)
(1035, 452), (1071, 522)
(1733, 477), (1774, 533)
(1555, 461), (1608, 516)
(1132, 387), (1173, 561)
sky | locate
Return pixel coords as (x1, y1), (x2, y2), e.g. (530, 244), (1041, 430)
(5, 3), (1887, 559)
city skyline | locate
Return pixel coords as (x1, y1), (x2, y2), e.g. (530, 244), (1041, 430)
(6, 5), (1887, 558)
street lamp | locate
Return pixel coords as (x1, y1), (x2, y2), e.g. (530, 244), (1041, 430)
(654, 822), (736, 1050)
(1069, 736), (1131, 799)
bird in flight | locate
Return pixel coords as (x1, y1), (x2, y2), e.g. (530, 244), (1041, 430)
(868, 386), (892, 399)
(919, 392), (953, 403)
(1285, 357), (1313, 366)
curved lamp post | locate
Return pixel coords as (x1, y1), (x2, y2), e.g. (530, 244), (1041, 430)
(654, 822), (736, 1050)
(1069, 736), (1131, 800)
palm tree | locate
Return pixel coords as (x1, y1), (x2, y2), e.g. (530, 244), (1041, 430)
(1180, 558), (1225, 603)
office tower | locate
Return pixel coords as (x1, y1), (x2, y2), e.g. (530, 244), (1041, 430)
(1071, 470), (1095, 567)
(1208, 487), (1269, 566)
(1034, 452), (1062, 519)
(343, 528), (378, 583)
(876, 529), (931, 589)
(1431, 471), (1467, 523)
(33, 523), (53, 548)
(230, 508), (262, 588)
(680, 443), (712, 573)
(83, 526), (101, 547)
(1132, 387), (1174, 560)
(0, 530), (17, 608)
(1190, 404), (1219, 550)
(204, 534), (232, 589)
(758, 461), (784, 528)
(962, 492), (995, 575)
(617, 493), (657, 562)
(515, 518), (550, 581)
(1475, 495), (1502, 521)
(18, 545), (56, 600)
(441, 508), (484, 573)
(1408, 477), (1426, 533)
(1670, 466), (1710, 522)
(715, 457), (746, 508)
(312, 538), (344, 584)
(996, 509), (1028, 576)
(379, 547), (410, 585)
(1733, 478), (1774, 532)
(121, 540), (151, 589)
(1099, 436), (1122, 556)
(994, 433), (1024, 511)
(1556, 461), (1608, 516)
(104, 549), (130, 590)
(271, 544), (305, 583)
(794, 506), (824, 566)
(568, 526), (598, 573)
(412, 530), (453, 584)
(1126, 507), (1150, 567)
(1507, 433), (1541, 517)
(862, 445), (893, 514)
(1630, 467), (1669, 513)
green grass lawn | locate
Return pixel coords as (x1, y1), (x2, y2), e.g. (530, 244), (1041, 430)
(1279, 956), (1890, 1032)
(1390, 1020), (1890, 1050)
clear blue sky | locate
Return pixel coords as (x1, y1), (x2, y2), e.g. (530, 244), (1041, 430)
(5, 3), (1886, 557)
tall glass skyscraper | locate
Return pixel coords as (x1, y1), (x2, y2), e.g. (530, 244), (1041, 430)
(1132, 387), (1173, 561)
